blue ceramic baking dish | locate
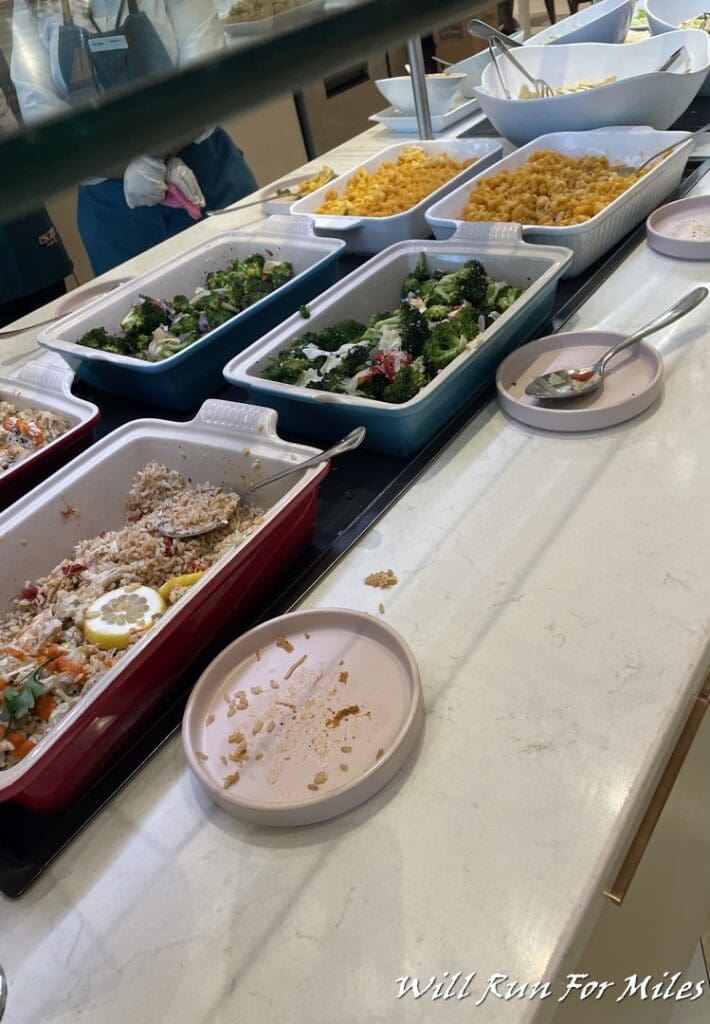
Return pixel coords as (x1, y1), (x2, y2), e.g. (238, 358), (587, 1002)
(223, 224), (573, 457)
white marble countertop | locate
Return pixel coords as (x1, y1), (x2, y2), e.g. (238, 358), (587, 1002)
(2, 129), (710, 1024)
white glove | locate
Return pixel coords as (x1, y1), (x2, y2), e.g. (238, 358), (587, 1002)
(166, 156), (206, 208)
(123, 155), (167, 209)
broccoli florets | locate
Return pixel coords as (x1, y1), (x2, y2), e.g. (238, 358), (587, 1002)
(382, 357), (427, 404)
(488, 282), (523, 313)
(310, 320), (366, 353)
(424, 304), (450, 322)
(401, 253), (429, 297)
(450, 305), (480, 342)
(338, 342), (371, 377)
(267, 261), (294, 288)
(458, 259), (489, 309)
(77, 326), (125, 353)
(423, 321), (466, 375)
(299, 304), (311, 319)
(397, 300), (430, 358)
(307, 370), (347, 394)
(120, 296), (170, 335)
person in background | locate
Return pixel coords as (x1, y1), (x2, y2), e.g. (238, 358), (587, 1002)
(11, 0), (258, 276)
(0, 57), (73, 329)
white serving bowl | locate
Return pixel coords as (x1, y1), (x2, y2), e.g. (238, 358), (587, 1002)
(473, 30), (710, 146)
(375, 74), (465, 116)
(647, 0), (710, 95)
(534, 0), (633, 45)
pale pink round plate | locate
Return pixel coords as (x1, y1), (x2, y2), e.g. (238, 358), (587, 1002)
(497, 331), (663, 433)
(647, 196), (710, 261)
(55, 278), (134, 316)
(182, 608), (423, 826)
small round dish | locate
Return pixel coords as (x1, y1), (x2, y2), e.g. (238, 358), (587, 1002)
(55, 278), (133, 317)
(646, 195), (710, 260)
(496, 330), (664, 432)
(183, 608), (423, 826)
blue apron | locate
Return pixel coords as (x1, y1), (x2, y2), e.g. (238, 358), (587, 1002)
(0, 208), (73, 303)
(77, 130), (258, 275)
(62, 1), (257, 274)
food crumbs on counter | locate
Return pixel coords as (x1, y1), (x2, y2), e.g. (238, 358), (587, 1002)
(314, 771), (327, 785)
(304, 632), (311, 639)
(255, 752), (264, 761)
(252, 719), (264, 735)
(341, 745), (352, 753)
(228, 729), (245, 744)
(267, 720), (276, 733)
(284, 654), (307, 680)
(223, 772), (240, 789)
(376, 747), (384, 760)
(221, 755), (229, 766)
(196, 751), (209, 761)
(252, 460), (261, 470)
(339, 763), (349, 772)
(205, 713), (215, 726)
(338, 659), (344, 666)
(254, 649), (261, 663)
(364, 569), (398, 589)
(276, 636), (295, 653)
(270, 678), (280, 689)
(326, 705), (360, 728)
(250, 685), (263, 695)
(307, 783), (319, 791)
(339, 671), (349, 683)
(378, 603), (385, 615)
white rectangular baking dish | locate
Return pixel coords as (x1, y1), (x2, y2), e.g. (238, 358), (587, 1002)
(425, 127), (693, 277)
(0, 361), (99, 509)
(223, 224), (572, 456)
(0, 399), (329, 811)
(290, 139), (504, 253)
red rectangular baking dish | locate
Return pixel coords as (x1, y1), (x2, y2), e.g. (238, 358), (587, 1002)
(0, 399), (328, 812)
(0, 362), (99, 511)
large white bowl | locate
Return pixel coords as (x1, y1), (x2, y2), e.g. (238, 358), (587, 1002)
(375, 74), (465, 116)
(647, 0), (710, 95)
(473, 30), (710, 146)
(534, 0), (633, 45)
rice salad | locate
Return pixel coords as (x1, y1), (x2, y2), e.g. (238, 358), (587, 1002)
(0, 462), (263, 769)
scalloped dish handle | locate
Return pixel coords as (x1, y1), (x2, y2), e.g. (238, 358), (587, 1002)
(450, 222), (525, 243)
(14, 359), (75, 395)
(193, 399), (279, 439)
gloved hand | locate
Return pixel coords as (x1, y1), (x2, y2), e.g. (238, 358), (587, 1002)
(123, 155), (168, 209)
(166, 156), (205, 209)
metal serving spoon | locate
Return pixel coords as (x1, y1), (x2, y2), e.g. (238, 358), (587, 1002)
(209, 169), (336, 216)
(490, 34), (554, 98)
(525, 287), (708, 401)
(157, 426), (366, 540)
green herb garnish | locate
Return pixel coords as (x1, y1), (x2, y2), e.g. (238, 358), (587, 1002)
(299, 304), (311, 319)
(0, 661), (50, 727)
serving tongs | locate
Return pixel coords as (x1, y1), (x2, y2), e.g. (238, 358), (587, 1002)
(487, 36), (554, 99)
(157, 427), (366, 539)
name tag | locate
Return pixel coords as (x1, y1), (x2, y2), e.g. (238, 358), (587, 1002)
(88, 35), (128, 53)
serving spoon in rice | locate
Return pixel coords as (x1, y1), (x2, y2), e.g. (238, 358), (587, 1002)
(157, 426), (366, 540)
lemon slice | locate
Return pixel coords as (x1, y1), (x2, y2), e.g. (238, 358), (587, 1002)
(158, 571), (205, 602)
(84, 586), (166, 650)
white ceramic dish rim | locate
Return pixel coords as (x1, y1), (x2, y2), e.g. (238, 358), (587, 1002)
(369, 97), (482, 130)
(0, 362), (99, 482)
(182, 607), (423, 814)
(533, 0), (634, 45)
(224, 226), (573, 411)
(646, 195), (710, 253)
(37, 221), (344, 370)
(0, 400), (326, 795)
(476, 31), (710, 102)
(290, 139), (504, 231)
(645, 0), (710, 32)
(425, 128), (694, 239)
(496, 330), (664, 419)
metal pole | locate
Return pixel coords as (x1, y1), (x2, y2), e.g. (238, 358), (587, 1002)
(406, 36), (433, 140)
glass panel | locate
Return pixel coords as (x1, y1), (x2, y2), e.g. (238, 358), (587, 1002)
(0, 0), (492, 218)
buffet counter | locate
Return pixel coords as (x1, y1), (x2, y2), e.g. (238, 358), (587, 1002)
(1, 125), (709, 1024)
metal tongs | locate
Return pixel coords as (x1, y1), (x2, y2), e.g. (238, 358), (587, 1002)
(487, 37), (553, 99)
